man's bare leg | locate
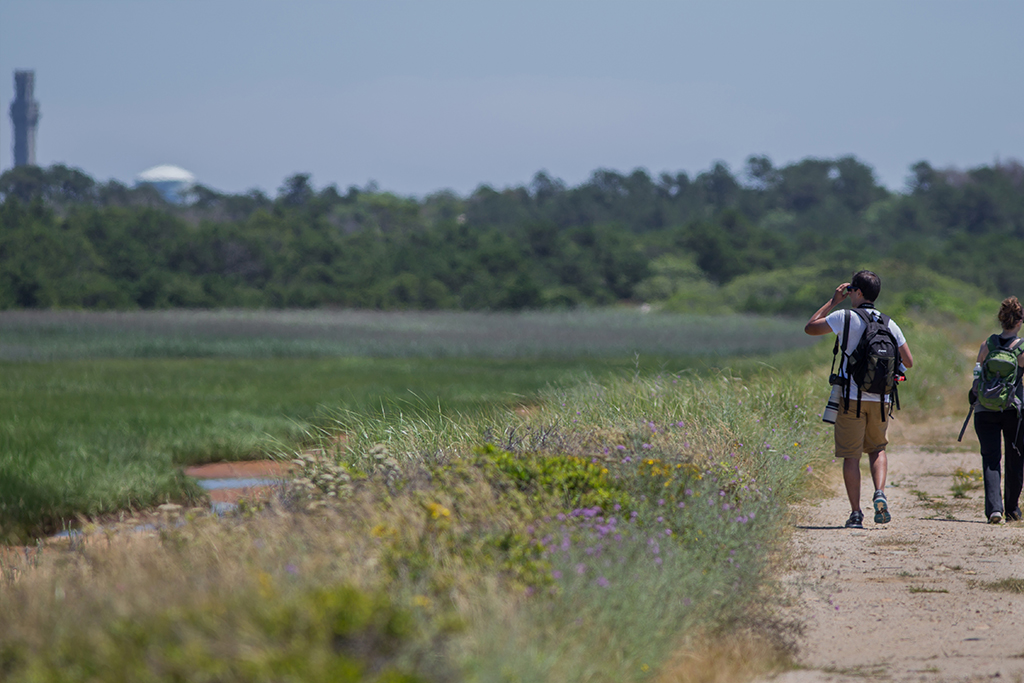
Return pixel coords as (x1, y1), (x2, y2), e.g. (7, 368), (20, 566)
(843, 456), (862, 512)
(869, 449), (887, 494)
(869, 448), (891, 523)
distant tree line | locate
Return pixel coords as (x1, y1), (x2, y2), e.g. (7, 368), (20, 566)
(1, 155), (1022, 316)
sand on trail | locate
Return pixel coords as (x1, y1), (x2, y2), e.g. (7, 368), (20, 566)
(768, 418), (1024, 683)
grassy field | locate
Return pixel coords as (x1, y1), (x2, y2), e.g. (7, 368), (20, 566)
(0, 309), (820, 541)
(1, 356), (833, 683)
(0, 308), (817, 360)
(0, 307), (974, 682)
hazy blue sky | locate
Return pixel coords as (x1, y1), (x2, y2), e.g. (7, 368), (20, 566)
(2, 1), (1021, 197)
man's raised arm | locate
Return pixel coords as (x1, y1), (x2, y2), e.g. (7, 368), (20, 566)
(804, 283), (851, 336)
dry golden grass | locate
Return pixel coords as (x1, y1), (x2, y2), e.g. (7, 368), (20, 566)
(655, 630), (795, 683)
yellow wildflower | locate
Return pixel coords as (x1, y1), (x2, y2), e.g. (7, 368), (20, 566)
(426, 502), (451, 519)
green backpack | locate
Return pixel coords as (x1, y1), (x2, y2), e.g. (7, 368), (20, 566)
(977, 335), (1024, 411)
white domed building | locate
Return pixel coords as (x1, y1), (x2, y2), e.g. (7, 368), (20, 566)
(135, 164), (196, 204)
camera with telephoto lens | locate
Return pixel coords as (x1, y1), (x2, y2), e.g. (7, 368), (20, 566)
(822, 385), (841, 424)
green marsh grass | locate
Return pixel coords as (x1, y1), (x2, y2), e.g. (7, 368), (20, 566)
(0, 365), (826, 683)
(0, 356), (635, 540)
(0, 311), (973, 682)
(0, 309), (816, 360)
(0, 309), (821, 540)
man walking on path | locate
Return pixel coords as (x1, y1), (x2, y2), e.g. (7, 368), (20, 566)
(804, 270), (914, 528)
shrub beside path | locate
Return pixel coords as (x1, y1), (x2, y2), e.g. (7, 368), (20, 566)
(767, 421), (1024, 682)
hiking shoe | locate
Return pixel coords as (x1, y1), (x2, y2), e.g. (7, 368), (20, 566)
(873, 491), (891, 525)
(845, 511), (864, 529)
(989, 512), (1005, 525)
(1007, 510), (1022, 522)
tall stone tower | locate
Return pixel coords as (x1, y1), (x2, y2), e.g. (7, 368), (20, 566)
(10, 71), (41, 167)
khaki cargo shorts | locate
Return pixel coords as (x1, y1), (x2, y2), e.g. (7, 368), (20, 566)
(834, 403), (889, 458)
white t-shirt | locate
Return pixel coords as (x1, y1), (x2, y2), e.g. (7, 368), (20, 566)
(826, 307), (907, 403)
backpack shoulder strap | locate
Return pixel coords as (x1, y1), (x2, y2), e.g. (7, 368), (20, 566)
(841, 309), (851, 354)
(840, 309), (852, 412)
(986, 334), (1001, 354)
(987, 335), (1024, 355)
(851, 306), (892, 329)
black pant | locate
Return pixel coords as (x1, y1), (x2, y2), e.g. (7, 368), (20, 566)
(974, 410), (1024, 518)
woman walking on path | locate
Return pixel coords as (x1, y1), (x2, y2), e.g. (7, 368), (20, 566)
(973, 296), (1024, 524)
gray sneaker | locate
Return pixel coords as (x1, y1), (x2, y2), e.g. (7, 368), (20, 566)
(873, 491), (891, 524)
(989, 511), (1005, 525)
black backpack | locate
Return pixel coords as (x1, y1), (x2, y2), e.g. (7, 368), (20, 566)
(830, 306), (902, 420)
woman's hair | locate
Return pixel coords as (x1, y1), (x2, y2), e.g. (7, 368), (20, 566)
(999, 296), (1023, 330)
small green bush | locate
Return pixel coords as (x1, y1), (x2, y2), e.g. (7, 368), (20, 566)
(474, 444), (629, 511)
(0, 582), (426, 683)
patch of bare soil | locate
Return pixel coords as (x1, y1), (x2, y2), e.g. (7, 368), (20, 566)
(185, 460), (297, 504)
(765, 420), (1024, 683)
(183, 460), (297, 479)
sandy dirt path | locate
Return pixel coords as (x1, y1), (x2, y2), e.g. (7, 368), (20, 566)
(768, 419), (1024, 683)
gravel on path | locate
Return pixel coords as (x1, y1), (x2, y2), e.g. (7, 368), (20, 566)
(766, 422), (1024, 683)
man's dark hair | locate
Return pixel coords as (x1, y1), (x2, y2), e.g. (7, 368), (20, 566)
(852, 270), (881, 302)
